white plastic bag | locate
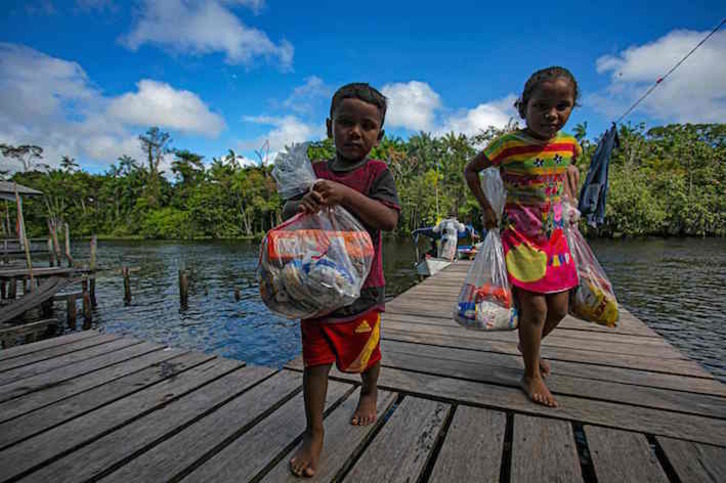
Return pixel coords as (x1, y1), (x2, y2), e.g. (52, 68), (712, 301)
(259, 144), (375, 319)
(563, 202), (619, 327)
(453, 168), (518, 330)
(271, 143), (316, 200)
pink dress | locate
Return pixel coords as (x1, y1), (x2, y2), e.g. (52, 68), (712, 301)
(483, 130), (580, 294)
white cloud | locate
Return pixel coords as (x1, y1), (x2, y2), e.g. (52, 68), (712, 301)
(588, 29), (726, 123)
(122, 0), (292, 69)
(282, 76), (331, 114)
(0, 43), (226, 172)
(108, 80), (225, 136)
(438, 95), (518, 136)
(241, 115), (323, 157)
(382, 81), (441, 131)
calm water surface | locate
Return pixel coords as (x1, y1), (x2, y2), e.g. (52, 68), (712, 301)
(73, 238), (725, 381)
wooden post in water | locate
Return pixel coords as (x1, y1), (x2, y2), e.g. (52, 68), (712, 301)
(14, 183), (34, 291)
(50, 219), (62, 265)
(67, 294), (77, 330)
(122, 266), (132, 304)
(179, 269), (189, 307)
(89, 235), (97, 307)
(8, 279), (17, 299)
(0, 281), (5, 300)
(82, 276), (92, 329)
(47, 236), (56, 267)
(64, 223), (74, 267)
(234, 286), (241, 301)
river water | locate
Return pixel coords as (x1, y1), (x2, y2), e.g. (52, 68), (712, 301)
(71, 237), (725, 381)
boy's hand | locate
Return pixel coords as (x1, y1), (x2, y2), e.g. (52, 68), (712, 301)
(312, 180), (351, 206)
(483, 207), (498, 229)
(299, 190), (323, 214)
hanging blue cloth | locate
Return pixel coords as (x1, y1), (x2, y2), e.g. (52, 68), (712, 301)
(578, 124), (620, 227)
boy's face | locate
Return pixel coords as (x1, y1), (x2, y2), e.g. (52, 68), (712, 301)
(327, 98), (383, 161)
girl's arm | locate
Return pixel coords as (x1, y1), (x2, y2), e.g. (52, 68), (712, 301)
(564, 164), (580, 202)
(464, 152), (498, 228)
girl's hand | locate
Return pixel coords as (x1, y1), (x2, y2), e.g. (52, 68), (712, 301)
(312, 180), (351, 206)
(483, 207), (498, 229)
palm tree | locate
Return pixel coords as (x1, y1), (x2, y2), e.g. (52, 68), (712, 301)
(60, 155), (79, 173)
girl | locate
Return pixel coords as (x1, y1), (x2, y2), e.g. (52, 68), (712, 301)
(464, 66), (582, 407)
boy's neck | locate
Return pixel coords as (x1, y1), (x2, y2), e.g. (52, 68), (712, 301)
(330, 152), (369, 172)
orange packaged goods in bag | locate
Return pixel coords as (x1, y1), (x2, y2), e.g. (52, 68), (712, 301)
(259, 207), (375, 320)
(267, 229), (374, 263)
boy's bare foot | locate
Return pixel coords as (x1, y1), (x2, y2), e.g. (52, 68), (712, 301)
(290, 429), (323, 477)
(520, 375), (558, 407)
(518, 343), (551, 377)
(351, 387), (377, 426)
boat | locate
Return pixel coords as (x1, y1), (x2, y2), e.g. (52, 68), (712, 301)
(412, 221), (478, 277)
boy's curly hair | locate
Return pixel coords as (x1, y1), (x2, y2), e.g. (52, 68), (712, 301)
(515, 66), (579, 119)
(330, 83), (388, 127)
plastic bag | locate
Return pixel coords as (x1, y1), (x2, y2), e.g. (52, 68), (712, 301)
(271, 143), (316, 200)
(563, 202), (619, 327)
(258, 206), (374, 320)
(454, 168), (518, 330)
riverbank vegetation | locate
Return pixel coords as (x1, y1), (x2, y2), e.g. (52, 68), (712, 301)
(2, 122), (724, 239)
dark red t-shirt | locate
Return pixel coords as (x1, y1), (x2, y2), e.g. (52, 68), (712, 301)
(310, 158), (400, 322)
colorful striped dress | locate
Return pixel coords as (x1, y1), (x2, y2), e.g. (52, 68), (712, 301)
(483, 130), (580, 294)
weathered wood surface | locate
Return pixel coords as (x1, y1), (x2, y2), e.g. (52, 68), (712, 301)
(428, 405), (506, 483)
(343, 396), (450, 483)
(511, 414), (582, 482)
(585, 425), (669, 483)
(0, 260), (723, 482)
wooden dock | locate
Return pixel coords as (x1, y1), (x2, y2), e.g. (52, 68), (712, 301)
(0, 262), (724, 482)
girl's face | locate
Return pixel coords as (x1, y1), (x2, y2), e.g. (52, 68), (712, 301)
(524, 77), (575, 140)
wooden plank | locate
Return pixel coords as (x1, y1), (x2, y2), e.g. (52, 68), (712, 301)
(260, 388), (398, 483)
(0, 350), (210, 448)
(383, 328), (711, 378)
(289, 362), (726, 446)
(0, 334), (133, 386)
(382, 319), (685, 360)
(0, 346), (179, 423)
(585, 426), (668, 482)
(0, 357), (241, 482)
(104, 371), (303, 483)
(0, 332), (126, 373)
(180, 380), (352, 483)
(657, 436), (726, 483)
(343, 396), (450, 483)
(0, 267), (80, 279)
(22, 366), (276, 483)
(511, 414), (582, 482)
(0, 339), (164, 402)
(428, 405), (506, 483)
(382, 339), (726, 398)
(0, 330), (99, 362)
(379, 349), (726, 419)
(0, 276), (74, 324)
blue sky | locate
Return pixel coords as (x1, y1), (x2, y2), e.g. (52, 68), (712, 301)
(1, 0), (725, 173)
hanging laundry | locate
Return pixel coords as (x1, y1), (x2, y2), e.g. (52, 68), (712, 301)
(578, 124), (619, 227)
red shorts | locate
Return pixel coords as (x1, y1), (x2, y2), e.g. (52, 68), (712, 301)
(301, 309), (382, 373)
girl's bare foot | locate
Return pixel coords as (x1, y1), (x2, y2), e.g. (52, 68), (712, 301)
(289, 428), (323, 477)
(351, 387), (377, 426)
(520, 375), (558, 407)
(518, 343), (551, 378)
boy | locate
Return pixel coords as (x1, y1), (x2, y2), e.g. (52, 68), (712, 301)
(283, 83), (400, 478)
